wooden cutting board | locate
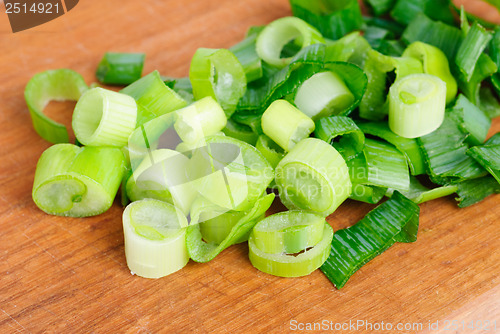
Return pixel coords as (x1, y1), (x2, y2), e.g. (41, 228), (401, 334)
(0, 1), (498, 332)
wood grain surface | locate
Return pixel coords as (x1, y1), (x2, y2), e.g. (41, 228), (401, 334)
(0, 0), (499, 333)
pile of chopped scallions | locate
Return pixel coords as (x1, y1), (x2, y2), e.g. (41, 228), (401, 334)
(27, 0), (500, 288)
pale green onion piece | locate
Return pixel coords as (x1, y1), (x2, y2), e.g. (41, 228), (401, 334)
(125, 172), (172, 203)
(189, 48), (246, 117)
(251, 211), (325, 254)
(386, 176), (458, 204)
(230, 27), (264, 83)
(123, 199), (189, 279)
(186, 194), (275, 263)
(402, 41), (457, 104)
(121, 70), (187, 126)
(294, 71), (355, 120)
(72, 87), (137, 147)
(25, 69), (88, 144)
(275, 138), (351, 216)
(255, 134), (285, 168)
(199, 211), (248, 244)
(261, 99), (315, 151)
(131, 149), (197, 215)
(174, 96), (227, 144)
(388, 73), (446, 138)
(249, 222), (333, 277)
(256, 16), (325, 69)
(33, 144), (125, 217)
(349, 184), (387, 204)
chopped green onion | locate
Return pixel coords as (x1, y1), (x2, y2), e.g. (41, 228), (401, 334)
(199, 210), (250, 244)
(289, 0), (363, 40)
(186, 194), (274, 263)
(455, 22), (492, 82)
(467, 134), (500, 184)
(314, 116), (365, 161)
(480, 87), (500, 119)
(402, 41), (457, 104)
(275, 138), (351, 216)
(364, 0), (396, 16)
(450, 94), (491, 146)
(294, 71), (355, 119)
(33, 144), (125, 217)
(249, 212), (333, 277)
(262, 100), (315, 152)
(251, 211), (325, 254)
(388, 73), (446, 138)
(189, 48), (246, 117)
(347, 138), (410, 191)
(321, 191), (419, 289)
(121, 70), (187, 126)
(357, 121), (425, 175)
(174, 97), (227, 144)
(458, 53), (497, 106)
(230, 27), (264, 83)
(402, 13), (462, 62)
(454, 176), (500, 208)
(24, 69), (88, 144)
(350, 184), (387, 204)
(390, 0), (455, 26)
(125, 173), (172, 203)
(417, 115), (487, 185)
(222, 119), (259, 145)
(96, 52), (145, 85)
(325, 31), (371, 66)
(72, 87), (137, 147)
(386, 176), (458, 204)
(123, 199), (189, 278)
(256, 16), (325, 69)
(255, 134), (285, 168)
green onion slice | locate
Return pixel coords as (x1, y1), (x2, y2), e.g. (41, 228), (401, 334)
(186, 193), (274, 263)
(249, 211), (333, 277)
(294, 71), (355, 120)
(189, 48), (246, 117)
(450, 94), (491, 146)
(121, 70), (187, 126)
(454, 176), (500, 208)
(32, 144), (125, 217)
(199, 210), (251, 244)
(386, 176), (458, 204)
(402, 41), (457, 104)
(96, 52), (145, 85)
(123, 199), (189, 278)
(357, 121), (425, 176)
(417, 114), (487, 185)
(321, 191), (419, 289)
(256, 16), (325, 69)
(388, 73), (446, 138)
(72, 87), (137, 147)
(349, 183), (387, 204)
(24, 69), (88, 144)
(314, 116), (365, 161)
(275, 138), (352, 216)
(455, 22), (492, 82)
(467, 134), (500, 184)
(261, 99), (315, 151)
(222, 119), (259, 146)
(174, 97), (227, 144)
(230, 27), (264, 83)
(289, 0), (363, 40)
(255, 134), (285, 168)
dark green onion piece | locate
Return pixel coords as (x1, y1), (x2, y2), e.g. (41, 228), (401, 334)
(314, 116), (365, 161)
(454, 176), (500, 208)
(324, 31), (371, 66)
(386, 176), (457, 204)
(417, 114), (487, 185)
(455, 22), (492, 82)
(222, 119), (259, 146)
(357, 121), (425, 175)
(121, 70), (187, 126)
(467, 134), (500, 184)
(163, 76), (195, 104)
(186, 194), (274, 263)
(402, 13), (462, 62)
(190, 48), (247, 118)
(363, 26), (394, 50)
(289, 0), (363, 40)
(33, 144), (125, 217)
(96, 52), (145, 85)
(480, 87), (500, 119)
(363, 16), (404, 36)
(25, 69), (88, 144)
(230, 27), (264, 83)
(320, 191), (420, 289)
(363, 0), (396, 16)
(349, 183), (387, 204)
(458, 53), (497, 106)
(450, 94), (491, 146)
(390, 0), (455, 26)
